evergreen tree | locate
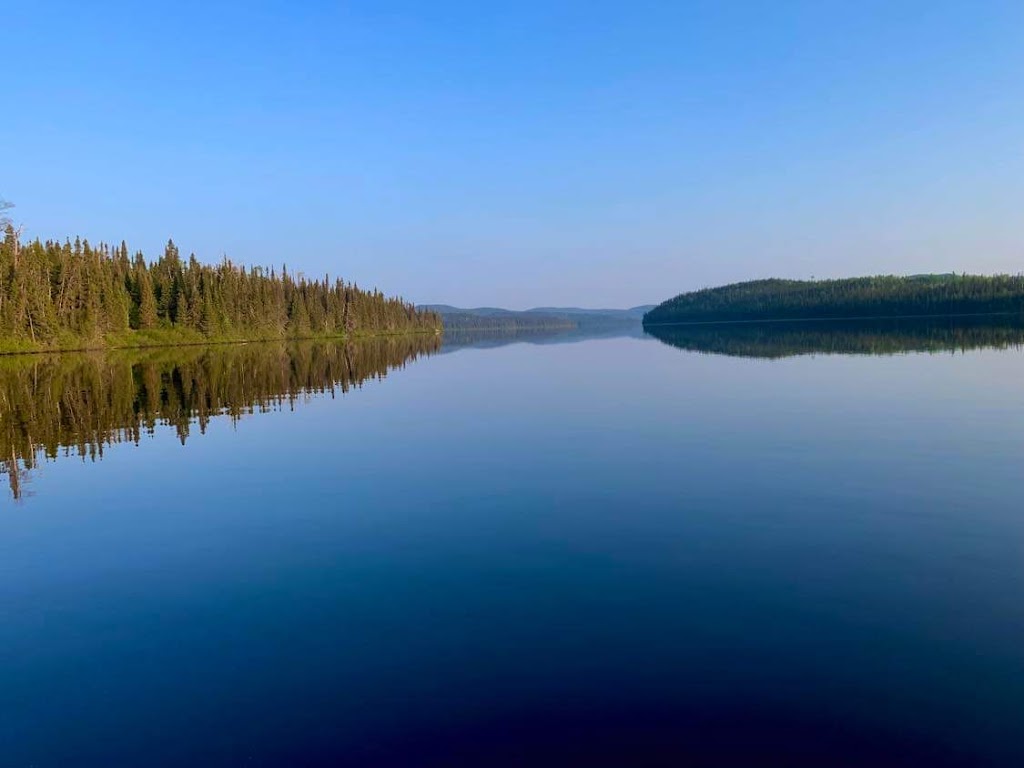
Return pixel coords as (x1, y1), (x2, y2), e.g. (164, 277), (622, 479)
(0, 231), (441, 349)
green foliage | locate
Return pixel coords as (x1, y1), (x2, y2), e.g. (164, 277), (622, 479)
(644, 274), (1024, 325)
(0, 231), (441, 351)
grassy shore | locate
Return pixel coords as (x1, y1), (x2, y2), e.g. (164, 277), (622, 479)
(0, 326), (442, 356)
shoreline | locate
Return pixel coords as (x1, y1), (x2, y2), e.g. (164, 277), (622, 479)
(0, 328), (442, 358)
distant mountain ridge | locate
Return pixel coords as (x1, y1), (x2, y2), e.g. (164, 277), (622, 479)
(523, 306), (654, 319)
(423, 304), (653, 317)
(424, 304), (655, 331)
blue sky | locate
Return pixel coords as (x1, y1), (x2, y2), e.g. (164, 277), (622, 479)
(4, 1), (1023, 307)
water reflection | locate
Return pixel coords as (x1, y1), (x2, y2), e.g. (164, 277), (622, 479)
(645, 315), (1024, 359)
(442, 322), (646, 353)
(0, 336), (439, 500)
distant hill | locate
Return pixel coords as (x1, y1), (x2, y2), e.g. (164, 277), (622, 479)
(643, 275), (1024, 325)
(424, 304), (654, 331)
(525, 306), (654, 319)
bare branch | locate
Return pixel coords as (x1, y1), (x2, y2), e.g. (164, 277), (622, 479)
(0, 197), (13, 229)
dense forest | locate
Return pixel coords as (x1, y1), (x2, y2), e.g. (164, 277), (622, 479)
(645, 316), (1024, 360)
(0, 225), (440, 352)
(643, 274), (1024, 325)
(0, 336), (439, 500)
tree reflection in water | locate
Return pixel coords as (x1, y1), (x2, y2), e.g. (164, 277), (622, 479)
(0, 336), (439, 500)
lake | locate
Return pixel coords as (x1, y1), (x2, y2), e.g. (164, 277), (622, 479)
(2, 321), (1023, 766)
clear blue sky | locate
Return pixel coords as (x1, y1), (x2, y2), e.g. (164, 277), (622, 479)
(4, 1), (1023, 308)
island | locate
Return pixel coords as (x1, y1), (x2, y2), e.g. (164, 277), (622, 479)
(643, 274), (1024, 325)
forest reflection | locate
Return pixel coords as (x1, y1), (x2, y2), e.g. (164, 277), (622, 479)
(0, 335), (440, 500)
(645, 315), (1024, 359)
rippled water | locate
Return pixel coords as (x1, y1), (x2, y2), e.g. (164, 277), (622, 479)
(2, 322), (1023, 766)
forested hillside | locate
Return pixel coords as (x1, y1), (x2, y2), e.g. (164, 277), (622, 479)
(0, 226), (440, 352)
(644, 275), (1024, 325)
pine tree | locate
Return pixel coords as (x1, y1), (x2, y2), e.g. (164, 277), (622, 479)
(0, 231), (441, 349)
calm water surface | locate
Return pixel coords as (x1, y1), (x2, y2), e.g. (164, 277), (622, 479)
(2, 324), (1023, 766)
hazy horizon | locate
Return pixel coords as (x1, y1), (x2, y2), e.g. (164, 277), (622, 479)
(5, 1), (1023, 307)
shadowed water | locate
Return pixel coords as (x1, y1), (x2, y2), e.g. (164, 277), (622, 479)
(0, 336), (440, 500)
(644, 314), (1024, 359)
(1, 322), (1022, 766)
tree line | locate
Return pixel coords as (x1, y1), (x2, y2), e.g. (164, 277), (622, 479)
(643, 274), (1024, 325)
(0, 226), (440, 351)
(0, 336), (440, 500)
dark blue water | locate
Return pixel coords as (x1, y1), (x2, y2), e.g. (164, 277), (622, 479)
(2, 330), (1023, 766)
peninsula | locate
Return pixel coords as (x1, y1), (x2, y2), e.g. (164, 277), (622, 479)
(0, 229), (440, 354)
(644, 274), (1024, 325)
